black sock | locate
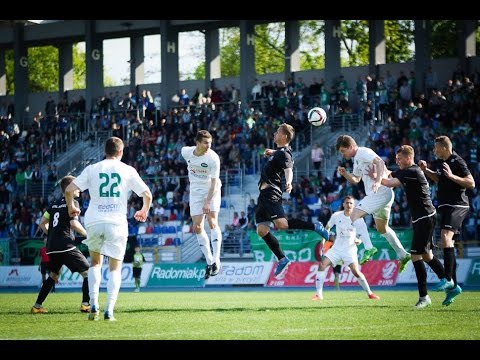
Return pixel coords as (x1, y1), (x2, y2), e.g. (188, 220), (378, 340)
(262, 232), (284, 260)
(443, 247), (455, 282)
(82, 277), (89, 304)
(413, 260), (428, 298)
(288, 218), (315, 231)
(35, 277), (55, 306)
(426, 256), (446, 279)
(452, 256), (457, 287)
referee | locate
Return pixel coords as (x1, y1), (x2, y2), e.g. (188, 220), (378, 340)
(377, 145), (449, 308)
(419, 136), (475, 306)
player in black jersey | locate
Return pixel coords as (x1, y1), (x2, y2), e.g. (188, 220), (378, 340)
(31, 175), (90, 314)
(419, 136), (475, 306)
(373, 145), (450, 308)
(255, 124), (329, 279)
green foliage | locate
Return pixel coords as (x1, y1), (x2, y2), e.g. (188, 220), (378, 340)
(191, 20), (449, 78)
(254, 23), (285, 75)
(5, 44), (87, 93)
(477, 21), (480, 56)
(5, 49), (14, 94)
(28, 46), (59, 92)
(219, 28), (241, 77)
(385, 20), (414, 63)
(341, 20), (369, 67)
(431, 20), (457, 59)
(193, 61), (206, 80)
(72, 44), (86, 89)
(300, 20), (325, 70)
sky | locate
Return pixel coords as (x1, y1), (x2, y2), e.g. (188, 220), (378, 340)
(84, 31), (205, 86)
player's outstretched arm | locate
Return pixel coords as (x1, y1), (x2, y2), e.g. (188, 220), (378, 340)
(65, 183), (81, 217)
(418, 160), (439, 183)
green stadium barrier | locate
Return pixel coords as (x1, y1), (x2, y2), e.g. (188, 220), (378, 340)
(248, 228), (412, 262)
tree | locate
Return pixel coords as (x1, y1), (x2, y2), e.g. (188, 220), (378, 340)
(220, 28), (241, 77)
(300, 20), (325, 70)
(5, 43), (110, 93)
(385, 20), (414, 63)
(254, 23), (285, 75)
(341, 20), (369, 67)
(28, 46), (59, 92)
(430, 20), (457, 59)
(73, 44), (86, 89)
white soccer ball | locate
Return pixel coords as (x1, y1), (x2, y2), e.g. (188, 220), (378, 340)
(307, 107), (327, 127)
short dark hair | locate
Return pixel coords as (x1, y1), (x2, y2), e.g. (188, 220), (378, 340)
(105, 137), (124, 157)
(60, 175), (75, 193)
(279, 123), (295, 143)
(195, 130), (212, 143)
(396, 145), (414, 158)
(435, 135), (452, 152)
(336, 135), (356, 151)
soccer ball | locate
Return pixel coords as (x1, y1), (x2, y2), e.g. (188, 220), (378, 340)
(307, 107), (327, 127)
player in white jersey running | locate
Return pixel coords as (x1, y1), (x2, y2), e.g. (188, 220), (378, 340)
(312, 196), (379, 300)
(181, 130), (222, 279)
(65, 136), (152, 321)
(335, 135), (410, 272)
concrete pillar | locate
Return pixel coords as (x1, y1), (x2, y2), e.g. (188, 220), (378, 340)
(324, 20), (341, 90)
(130, 36), (145, 86)
(58, 43), (73, 96)
(85, 20), (104, 115)
(13, 23), (28, 124)
(160, 20), (179, 110)
(0, 48), (6, 96)
(457, 20), (477, 73)
(205, 28), (220, 93)
(368, 20), (386, 77)
(414, 20), (431, 94)
(239, 20), (256, 108)
(284, 20), (300, 82)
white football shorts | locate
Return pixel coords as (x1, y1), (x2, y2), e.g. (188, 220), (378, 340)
(83, 222), (128, 261)
(355, 187), (394, 221)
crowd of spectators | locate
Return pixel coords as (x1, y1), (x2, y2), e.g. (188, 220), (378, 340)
(2, 64), (480, 263)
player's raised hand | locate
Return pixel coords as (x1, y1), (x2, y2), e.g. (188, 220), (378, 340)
(285, 183), (292, 193)
(68, 204), (81, 217)
(418, 160), (427, 171)
(337, 166), (346, 176)
(442, 162), (453, 179)
(264, 148), (275, 157)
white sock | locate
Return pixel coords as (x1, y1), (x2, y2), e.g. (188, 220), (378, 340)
(357, 272), (373, 295)
(315, 270), (327, 297)
(105, 269), (122, 315)
(196, 230), (214, 265)
(88, 265), (102, 310)
(381, 227), (408, 259)
(353, 219), (373, 249)
(210, 226), (222, 265)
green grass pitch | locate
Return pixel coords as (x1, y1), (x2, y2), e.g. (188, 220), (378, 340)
(1, 289), (479, 340)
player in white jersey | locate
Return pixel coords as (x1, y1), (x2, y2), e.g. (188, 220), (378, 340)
(335, 135), (410, 272)
(181, 130), (222, 279)
(65, 136), (152, 321)
(312, 196), (379, 300)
